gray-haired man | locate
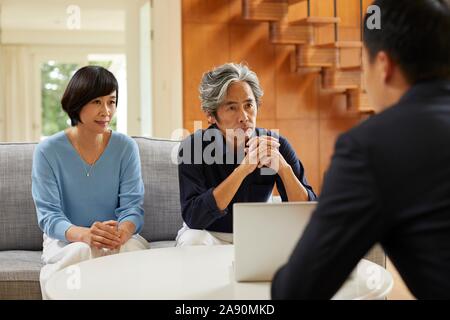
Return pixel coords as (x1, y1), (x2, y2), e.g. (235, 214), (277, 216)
(176, 63), (317, 246)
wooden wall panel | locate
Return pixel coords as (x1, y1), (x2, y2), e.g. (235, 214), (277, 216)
(310, 0), (335, 16)
(319, 116), (362, 189)
(229, 23), (277, 121)
(182, 0), (366, 194)
(287, 0), (308, 21)
(278, 119), (320, 192)
(256, 119), (277, 131)
(275, 46), (320, 120)
(311, 0), (336, 44)
(183, 0), (230, 23)
(183, 23), (230, 124)
(229, 0), (258, 24)
(337, 0), (362, 41)
(319, 92), (351, 118)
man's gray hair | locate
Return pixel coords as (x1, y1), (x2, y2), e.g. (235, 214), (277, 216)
(199, 63), (264, 116)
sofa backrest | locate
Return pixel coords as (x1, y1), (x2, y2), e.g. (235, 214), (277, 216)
(133, 137), (183, 242)
(0, 137), (183, 251)
(0, 143), (42, 250)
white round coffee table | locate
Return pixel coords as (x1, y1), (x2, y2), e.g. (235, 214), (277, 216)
(45, 245), (393, 300)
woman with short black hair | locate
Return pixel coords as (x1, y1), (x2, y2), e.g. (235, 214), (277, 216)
(32, 66), (149, 299)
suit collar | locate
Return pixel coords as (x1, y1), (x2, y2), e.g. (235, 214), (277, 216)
(397, 79), (450, 106)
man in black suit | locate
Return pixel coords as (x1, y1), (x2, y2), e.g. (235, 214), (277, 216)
(271, 0), (450, 299)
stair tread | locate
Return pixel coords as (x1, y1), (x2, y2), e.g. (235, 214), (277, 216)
(338, 65), (362, 71)
(271, 39), (310, 44)
(323, 66), (362, 72)
(324, 85), (360, 90)
(270, 22), (313, 44)
(296, 67), (322, 74)
(347, 88), (366, 94)
(321, 88), (347, 94)
(241, 1), (371, 114)
(242, 0), (288, 21)
(359, 108), (376, 114)
(290, 16), (341, 25)
(298, 63), (334, 67)
(315, 41), (362, 48)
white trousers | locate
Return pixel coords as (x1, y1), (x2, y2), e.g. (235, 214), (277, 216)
(40, 233), (150, 299)
(175, 222), (233, 246)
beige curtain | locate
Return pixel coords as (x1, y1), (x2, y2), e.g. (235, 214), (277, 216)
(0, 45), (39, 142)
(0, 46), (5, 141)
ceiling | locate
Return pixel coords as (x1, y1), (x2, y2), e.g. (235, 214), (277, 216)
(0, 0), (127, 31)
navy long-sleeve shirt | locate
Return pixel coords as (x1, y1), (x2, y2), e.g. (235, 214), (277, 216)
(178, 125), (317, 233)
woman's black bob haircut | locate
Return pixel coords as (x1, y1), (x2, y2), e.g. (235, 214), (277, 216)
(61, 66), (118, 126)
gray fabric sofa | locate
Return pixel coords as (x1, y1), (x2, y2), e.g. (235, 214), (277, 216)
(0, 137), (385, 299)
(0, 137), (183, 299)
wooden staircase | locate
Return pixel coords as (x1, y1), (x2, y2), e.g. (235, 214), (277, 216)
(241, 0), (374, 114)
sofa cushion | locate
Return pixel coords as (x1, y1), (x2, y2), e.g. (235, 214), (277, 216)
(150, 240), (176, 249)
(0, 250), (42, 299)
(134, 137), (183, 242)
(0, 143), (43, 251)
(0, 250), (42, 281)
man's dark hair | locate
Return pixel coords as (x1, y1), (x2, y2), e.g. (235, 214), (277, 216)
(61, 66), (118, 126)
(363, 0), (450, 84)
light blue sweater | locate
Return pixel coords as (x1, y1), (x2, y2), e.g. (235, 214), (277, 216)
(32, 131), (145, 242)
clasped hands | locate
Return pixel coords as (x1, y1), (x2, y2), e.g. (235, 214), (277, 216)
(81, 220), (134, 251)
(240, 136), (288, 175)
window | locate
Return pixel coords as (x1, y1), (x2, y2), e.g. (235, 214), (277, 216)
(41, 61), (78, 137)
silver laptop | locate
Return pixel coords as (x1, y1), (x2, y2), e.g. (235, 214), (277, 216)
(233, 201), (317, 282)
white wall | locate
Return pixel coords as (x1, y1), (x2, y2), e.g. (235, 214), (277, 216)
(105, 0), (183, 139)
(140, 0), (152, 137)
(151, 0), (183, 139)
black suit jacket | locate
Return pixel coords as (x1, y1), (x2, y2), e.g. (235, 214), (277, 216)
(271, 79), (450, 299)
